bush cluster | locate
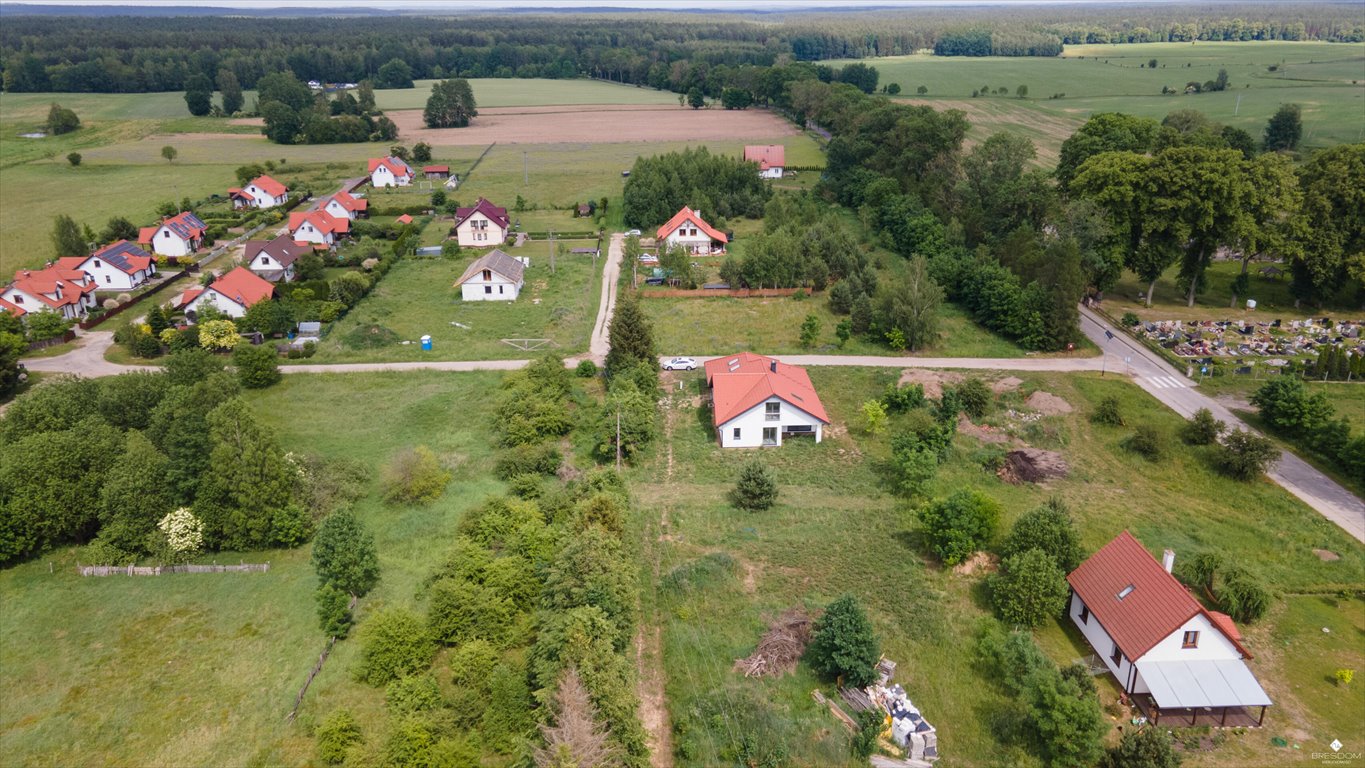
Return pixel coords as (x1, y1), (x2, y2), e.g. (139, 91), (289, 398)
(1252, 377), (1364, 485)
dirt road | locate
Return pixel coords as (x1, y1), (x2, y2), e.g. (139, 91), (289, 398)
(590, 233), (624, 361)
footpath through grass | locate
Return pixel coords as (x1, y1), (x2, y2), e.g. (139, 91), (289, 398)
(635, 366), (1365, 767)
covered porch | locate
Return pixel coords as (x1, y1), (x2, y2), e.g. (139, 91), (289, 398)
(1134, 658), (1271, 729)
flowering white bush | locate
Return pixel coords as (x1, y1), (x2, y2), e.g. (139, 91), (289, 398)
(158, 507), (204, 555)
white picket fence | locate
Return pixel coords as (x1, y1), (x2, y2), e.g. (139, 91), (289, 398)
(77, 562), (270, 577)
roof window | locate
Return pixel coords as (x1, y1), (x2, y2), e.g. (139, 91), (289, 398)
(1117, 584), (1135, 600)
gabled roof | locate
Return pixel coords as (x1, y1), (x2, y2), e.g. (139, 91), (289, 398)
(368, 156), (413, 178)
(173, 287), (204, 309)
(744, 144), (785, 170)
(454, 249), (525, 286)
(0, 296), (25, 317)
(705, 352), (829, 426)
(228, 187), (252, 201)
(143, 212), (206, 243)
(205, 267), (275, 309)
(288, 210), (350, 237)
(1068, 531), (1251, 661)
(318, 190), (368, 213)
(244, 234), (311, 268)
(656, 207), (728, 244)
(396, 214), (413, 224)
(248, 174), (288, 198)
(454, 198), (510, 229)
(6, 266), (95, 310)
(83, 240), (154, 274)
(422, 165), (449, 173)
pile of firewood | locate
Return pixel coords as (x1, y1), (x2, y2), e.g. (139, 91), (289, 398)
(733, 607), (815, 678)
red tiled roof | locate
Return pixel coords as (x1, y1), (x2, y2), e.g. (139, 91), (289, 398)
(396, 214), (413, 224)
(0, 296), (26, 317)
(744, 145), (785, 170)
(368, 156), (413, 178)
(138, 226), (159, 245)
(1068, 531), (1251, 661)
(422, 165), (449, 173)
(1208, 611), (1243, 643)
(288, 210), (349, 236)
(454, 198), (510, 228)
(323, 190), (368, 213)
(7, 266), (95, 311)
(173, 287), (204, 309)
(207, 267), (274, 309)
(249, 174), (288, 198)
(228, 187), (251, 200)
(705, 352), (829, 426)
(656, 206), (728, 244)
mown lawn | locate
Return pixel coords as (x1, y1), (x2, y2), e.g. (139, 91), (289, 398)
(308, 249), (600, 362)
(634, 366), (1365, 767)
(1104, 260), (1362, 325)
(0, 371), (511, 767)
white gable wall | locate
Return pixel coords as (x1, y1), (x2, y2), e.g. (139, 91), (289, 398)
(717, 397), (823, 448)
(371, 165), (410, 188)
(1141, 614), (1243, 663)
(186, 288), (247, 319)
(460, 269), (521, 301)
(662, 225), (713, 251)
(758, 166), (784, 179)
(150, 227), (194, 257)
(0, 286), (86, 320)
(81, 257), (154, 291)
(248, 253), (296, 282)
(245, 183), (287, 208)
(292, 222), (334, 246)
(323, 199), (357, 220)
(456, 214), (507, 247)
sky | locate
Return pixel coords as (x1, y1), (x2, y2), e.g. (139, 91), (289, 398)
(1, 0), (1146, 8)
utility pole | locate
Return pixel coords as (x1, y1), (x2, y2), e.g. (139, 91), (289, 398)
(549, 230), (556, 274)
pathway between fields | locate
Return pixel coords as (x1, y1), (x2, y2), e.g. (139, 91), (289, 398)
(590, 232), (625, 360)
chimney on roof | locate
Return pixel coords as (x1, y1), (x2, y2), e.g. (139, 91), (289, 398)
(1162, 549), (1175, 574)
(769, 360), (777, 373)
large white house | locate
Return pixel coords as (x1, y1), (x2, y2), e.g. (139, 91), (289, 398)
(229, 174), (289, 209)
(139, 211), (207, 258)
(368, 156), (414, 188)
(452, 198), (510, 248)
(656, 206), (728, 255)
(57, 240), (157, 292)
(177, 266), (276, 319)
(288, 210), (349, 248)
(1068, 531), (1271, 728)
(704, 353), (829, 448)
(453, 249), (525, 301)
(244, 235), (312, 283)
(744, 145), (785, 179)
(2, 265), (98, 321)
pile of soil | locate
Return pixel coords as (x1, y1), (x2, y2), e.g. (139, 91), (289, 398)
(998, 448), (1070, 484)
(897, 369), (963, 399)
(957, 414), (1012, 444)
(993, 376), (1024, 394)
(1025, 390), (1073, 416)
(952, 551), (1000, 576)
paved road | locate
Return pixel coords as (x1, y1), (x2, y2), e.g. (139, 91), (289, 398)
(21, 331), (156, 377)
(1080, 306), (1365, 544)
(589, 233), (624, 360)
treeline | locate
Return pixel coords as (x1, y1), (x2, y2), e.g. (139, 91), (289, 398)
(933, 29), (1063, 57)
(4, 6), (1361, 93)
(622, 147), (770, 230)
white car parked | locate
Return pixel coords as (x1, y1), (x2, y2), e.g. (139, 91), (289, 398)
(625, 229), (642, 237)
(661, 357), (697, 371)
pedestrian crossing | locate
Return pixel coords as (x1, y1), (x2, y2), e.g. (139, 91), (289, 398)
(1144, 375), (1190, 390)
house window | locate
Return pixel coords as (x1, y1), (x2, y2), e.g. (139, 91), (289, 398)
(765, 402), (780, 420)
(1182, 631), (1199, 649)
(498, 285), (504, 294)
(93, 260), (101, 268)
(762, 427), (777, 446)
(483, 270), (492, 281)
(104, 276), (111, 284)
(12, 296), (21, 304)
(732, 427), (741, 440)
(484, 286), (492, 294)
(1079, 603), (1090, 625)
(1111, 644), (1123, 666)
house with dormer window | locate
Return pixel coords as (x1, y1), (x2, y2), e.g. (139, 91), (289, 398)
(703, 352), (828, 448)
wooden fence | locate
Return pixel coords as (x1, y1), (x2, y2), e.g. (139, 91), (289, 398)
(26, 329), (77, 351)
(77, 561), (270, 577)
(287, 593), (359, 722)
(638, 287), (808, 299)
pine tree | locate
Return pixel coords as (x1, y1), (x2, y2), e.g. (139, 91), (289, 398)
(98, 431), (172, 554)
(731, 460), (778, 511)
(604, 292), (656, 377)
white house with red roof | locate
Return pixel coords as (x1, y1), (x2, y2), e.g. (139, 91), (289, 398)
(316, 190), (368, 221)
(657, 207), (728, 255)
(453, 249), (525, 301)
(744, 145), (785, 178)
(178, 267), (276, 319)
(1067, 531), (1271, 728)
(2, 265), (99, 321)
(704, 352), (829, 448)
(289, 210), (349, 248)
(139, 212), (207, 258)
(245, 235), (311, 283)
(369, 156), (414, 188)
(57, 240), (157, 292)
(228, 174), (289, 209)
(453, 198), (510, 248)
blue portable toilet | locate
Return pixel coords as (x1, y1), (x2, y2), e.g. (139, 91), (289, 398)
(420, 335), (432, 351)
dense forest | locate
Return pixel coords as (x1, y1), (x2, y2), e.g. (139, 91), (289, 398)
(2, 4), (1361, 93)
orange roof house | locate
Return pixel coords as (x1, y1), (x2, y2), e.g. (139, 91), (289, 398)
(704, 352), (828, 448)
(743, 145), (786, 177)
(656, 207), (728, 254)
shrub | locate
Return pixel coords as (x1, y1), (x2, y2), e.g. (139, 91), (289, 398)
(1125, 423), (1166, 460)
(316, 584), (354, 638)
(860, 399), (888, 435)
(999, 498), (1083, 572)
(1120, 312), (1141, 327)
(1216, 566), (1271, 623)
(918, 489), (1000, 565)
(1213, 430), (1279, 480)
(882, 382), (925, 413)
(1091, 395), (1125, 426)
(730, 460), (777, 512)
(382, 446), (451, 505)
(1335, 669), (1355, 687)
(315, 709), (363, 766)
(449, 638), (499, 692)
(807, 594), (880, 688)
(426, 578), (515, 646)
(67, 152), (82, 166)
(197, 319), (240, 351)
(232, 343), (281, 389)
(955, 377), (993, 419)
(385, 673), (444, 716)
(131, 329), (163, 359)
(493, 442), (562, 479)
(889, 435), (937, 497)
(989, 548), (1069, 628)
(1182, 407), (1226, 445)
(1100, 725), (1181, 768)
(851, 709), (883, 759)
(354, 607), (436, 686)
(312, 508), (380, 597)
(575, 359), (598, 378)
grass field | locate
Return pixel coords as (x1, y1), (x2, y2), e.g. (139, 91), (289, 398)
(308, 250), (600, 362)
(634, 366), (1365, 766)
(0, 371), (511, 767)
(839, 41), (1365, 165)
(1104, 260), (1362, 324)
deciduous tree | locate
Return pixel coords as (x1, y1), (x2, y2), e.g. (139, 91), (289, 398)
(807, 594), (880, 687)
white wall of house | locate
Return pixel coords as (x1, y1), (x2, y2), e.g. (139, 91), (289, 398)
(460, 270), (521, 301)
(291, 222), (334, 247)
(662, 225), (713, 252)
(371, 166), (410, 188)
(1, 286), (90, 320)
(456, 214), (507, 247)
(758, 166), (784, 179)
(150, 228), (195, 257)
(245, 183), (287, 208)
(1140, 614), (1242, 663)
(248, 253), (296, 282)
(717, 397), (824, 448)
(82, 258), (154, 291)
(1069, 592), (1138, 690)
(186, 289), (247, 319)
(323, 199), (358, 220)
